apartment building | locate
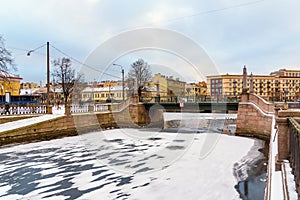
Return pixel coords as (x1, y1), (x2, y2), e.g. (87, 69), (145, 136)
(150, 73), (186, 96)
(81, 86), (128, 102)
(207, 68), (300, 101)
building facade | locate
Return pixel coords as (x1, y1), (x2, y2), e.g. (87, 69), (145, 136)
(81, 86), (128, 102)
(207, 68), (300, 101)
(20, 82), (39, 90)
(0, 70), (22, 96)
(149, 73), (186, 101)
(186, 82), (207, 102)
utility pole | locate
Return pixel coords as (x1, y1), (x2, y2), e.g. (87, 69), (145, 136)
(46, 41), (51, 114)
(27, 42), (52, 114)
(121, 68), (125, 101)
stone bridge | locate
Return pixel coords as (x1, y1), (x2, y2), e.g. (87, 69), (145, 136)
(142, 102), (239, 113)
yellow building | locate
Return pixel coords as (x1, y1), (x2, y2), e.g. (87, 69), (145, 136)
(149, 73), (186, 101)
(81, 86), (128, 102)
(21, 82), (39, 90)
(139, 85), (168, 102)
(0, 70), (22, 96)
(186, 82), (208, 102)
(207, 68), (300, 101)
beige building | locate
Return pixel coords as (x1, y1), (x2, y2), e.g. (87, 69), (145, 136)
(81, 86), (128, 102)
(149, 73), (186, 102)
(186, 82), (208, 102)
(20, 82), (39, 90)
(139, 86), (168, 102)
(207, 68), (300, 101)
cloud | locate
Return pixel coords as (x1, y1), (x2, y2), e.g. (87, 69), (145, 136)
(1, 0), (300, 82)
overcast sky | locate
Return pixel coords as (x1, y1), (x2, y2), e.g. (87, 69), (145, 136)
(1, 0), (300, 83)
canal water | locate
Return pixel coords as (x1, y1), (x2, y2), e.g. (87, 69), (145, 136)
(234, 139), (268, 200)
(0, 113), (267, 199)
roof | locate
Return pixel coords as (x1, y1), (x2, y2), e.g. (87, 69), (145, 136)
(82, 86), (129, 93)
(0, 70), (23, 80)
(143, 86), (166, 92)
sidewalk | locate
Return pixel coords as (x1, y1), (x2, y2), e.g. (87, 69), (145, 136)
(0, 106), (65, 133)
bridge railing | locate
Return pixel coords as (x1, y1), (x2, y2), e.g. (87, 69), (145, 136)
(0, 105), (47, 115)
(248, 93), (274, 114)
(70, 104), (109, 113)
(139, 95), (240, 103)
(288, 117), (300, 194)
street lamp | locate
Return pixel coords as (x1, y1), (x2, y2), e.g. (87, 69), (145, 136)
(27, 42), (51, 114)
(112, 63), (125, 101)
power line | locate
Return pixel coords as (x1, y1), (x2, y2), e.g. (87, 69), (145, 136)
(163, 0), (266, 24)
(50, 44), (121, 79)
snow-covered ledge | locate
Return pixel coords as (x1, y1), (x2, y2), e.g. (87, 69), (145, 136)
(265, 116), (298, 200)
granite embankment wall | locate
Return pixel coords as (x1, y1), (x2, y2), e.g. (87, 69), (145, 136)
(236, 93), (274, 140)
(0, 103), (163, 146)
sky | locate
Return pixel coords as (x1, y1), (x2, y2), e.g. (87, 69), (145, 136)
(1, 0), (300, 84)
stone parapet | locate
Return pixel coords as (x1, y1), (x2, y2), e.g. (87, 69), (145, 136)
(236, 93), (274, 140)
(275, 110), (300, 161)
(0, 103), (163, 146)
(249, 93), (274, 114)
(236, 103), (273, 140)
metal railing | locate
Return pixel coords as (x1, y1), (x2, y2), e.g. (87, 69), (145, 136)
(288, 117), (300, 193)
(139, 95), (241, 103)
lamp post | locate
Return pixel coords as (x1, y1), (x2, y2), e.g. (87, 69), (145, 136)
(112, 63), (125, 101)
(27, 42), (52, 114)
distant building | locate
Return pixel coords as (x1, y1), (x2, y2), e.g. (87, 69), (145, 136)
(139, 85), (167, 102)
(0, 70), (22, 96)
(186, 82), (207, 102)
(149, 73), (186, 102)
(86, 80), (118, 88)
(81, 86), (128, 102)
(20, 82), (39, 90)
(206, 67), (300, 101)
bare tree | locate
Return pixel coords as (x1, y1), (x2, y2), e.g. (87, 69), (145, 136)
(127, 58), (152, 89)
(52, 57), (82, 107)
(0, 36), (16, 72)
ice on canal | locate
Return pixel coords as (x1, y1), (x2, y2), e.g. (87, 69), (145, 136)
(0, 127), (262, 200)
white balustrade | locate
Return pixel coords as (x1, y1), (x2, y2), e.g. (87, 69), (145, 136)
(70, 104), (109, 113)
(0, 105), (47, 115)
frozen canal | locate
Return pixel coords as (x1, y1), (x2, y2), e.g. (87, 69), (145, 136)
(0, 114), (265, 200)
